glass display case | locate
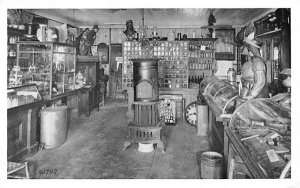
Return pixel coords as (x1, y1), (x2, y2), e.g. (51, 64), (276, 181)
(16, 42), (76, 99)
(229, 98), (291, 133)
(228, 98), (291, 178)
(7, 84), (42, 109)
(202, 79), (238, 115)
(199, 76), (218, 94)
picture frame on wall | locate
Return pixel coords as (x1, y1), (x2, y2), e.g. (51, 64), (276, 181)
(215, 28), (236, 60)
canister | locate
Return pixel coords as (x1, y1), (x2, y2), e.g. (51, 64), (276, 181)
(40, 106), (68, 149)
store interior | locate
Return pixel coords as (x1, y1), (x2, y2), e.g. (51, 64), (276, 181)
(6, 8), (292, 179)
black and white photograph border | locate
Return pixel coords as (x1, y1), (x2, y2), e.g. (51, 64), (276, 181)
(1, 0), (300, 188)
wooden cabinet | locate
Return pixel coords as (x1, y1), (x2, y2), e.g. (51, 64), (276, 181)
(77, 85), (100, 117)
(76, 56), (100, 85)
(255, 9), (290, 96)
(76, 56), (101, 117)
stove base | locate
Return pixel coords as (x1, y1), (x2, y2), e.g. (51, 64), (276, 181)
(122, 120), (165, 153)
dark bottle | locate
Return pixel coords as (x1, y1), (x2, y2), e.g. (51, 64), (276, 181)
(177, 33), (181, 41)
(199, 75), (203, 84)
(270, 77), (280, 97)
(197, 76), (201, 84)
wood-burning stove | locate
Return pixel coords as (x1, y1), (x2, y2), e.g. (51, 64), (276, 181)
(123, 58), (165, 153)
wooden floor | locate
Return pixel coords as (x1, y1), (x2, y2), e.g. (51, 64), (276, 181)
(27, 99), (210, 179)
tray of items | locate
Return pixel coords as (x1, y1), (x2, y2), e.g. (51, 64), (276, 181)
(229, 98), (291, 178)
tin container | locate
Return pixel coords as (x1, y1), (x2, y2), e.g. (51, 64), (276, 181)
(40, 106), (68, 149)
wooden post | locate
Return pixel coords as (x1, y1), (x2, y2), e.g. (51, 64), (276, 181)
(27, 109), (32, 155)
(224, 127), (229, 178)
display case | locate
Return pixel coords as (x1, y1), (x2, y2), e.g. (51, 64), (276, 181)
(199, 76), (218, 94)
(17, 42), (76, 100)
(202, 79), (238, 116)
(7, 84), (42, 109)
(7, 27), (26, 75)
(7, 84), (44, 161)
(227, 98), (291, 178)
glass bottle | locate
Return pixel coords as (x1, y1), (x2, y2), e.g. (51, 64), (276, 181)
(227, 67), (236, 87)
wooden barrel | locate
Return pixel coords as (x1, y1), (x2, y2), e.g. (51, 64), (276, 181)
(133, 101), (160, 126)
(200, 151), (224, 179)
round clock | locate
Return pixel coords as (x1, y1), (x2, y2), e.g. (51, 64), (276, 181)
(184, 101), (198, 126)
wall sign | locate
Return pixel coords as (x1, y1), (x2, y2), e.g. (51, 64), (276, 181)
(215, 28), (236, 60)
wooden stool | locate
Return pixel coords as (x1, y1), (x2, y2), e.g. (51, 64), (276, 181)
(7, 161), (30, 179)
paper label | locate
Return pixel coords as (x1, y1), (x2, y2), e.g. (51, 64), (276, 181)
(266, 149), (280, 163)
(200, 45), (206, 51)
(269, 132), (280, 139)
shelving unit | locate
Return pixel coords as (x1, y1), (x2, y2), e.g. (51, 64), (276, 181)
(122, 39), (216, 90)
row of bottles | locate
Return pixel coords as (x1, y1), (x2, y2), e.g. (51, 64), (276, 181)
(188, 41), (214, 51)
(189, 58), (213, 70)
(162, 60), (188, 69)
(158, 79), (188, 89)
(188, 74), (204, 85)
(190, 51), (214, 58)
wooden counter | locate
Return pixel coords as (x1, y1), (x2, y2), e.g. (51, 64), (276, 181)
(77, 85), (100, 117)
(7, 100), (44, 161)
(205, 98), (231, 155)
(224, 126), (269, 178)
(127, 87), (198, 112)
(204, 98), (271, 178)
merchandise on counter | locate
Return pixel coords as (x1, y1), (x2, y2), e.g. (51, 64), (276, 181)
(229, 98), (291, 178)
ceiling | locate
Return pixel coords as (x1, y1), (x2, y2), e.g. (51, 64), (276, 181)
(27, 8), (273, 28)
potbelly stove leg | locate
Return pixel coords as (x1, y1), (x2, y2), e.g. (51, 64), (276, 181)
(122, 141), (132, 151)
